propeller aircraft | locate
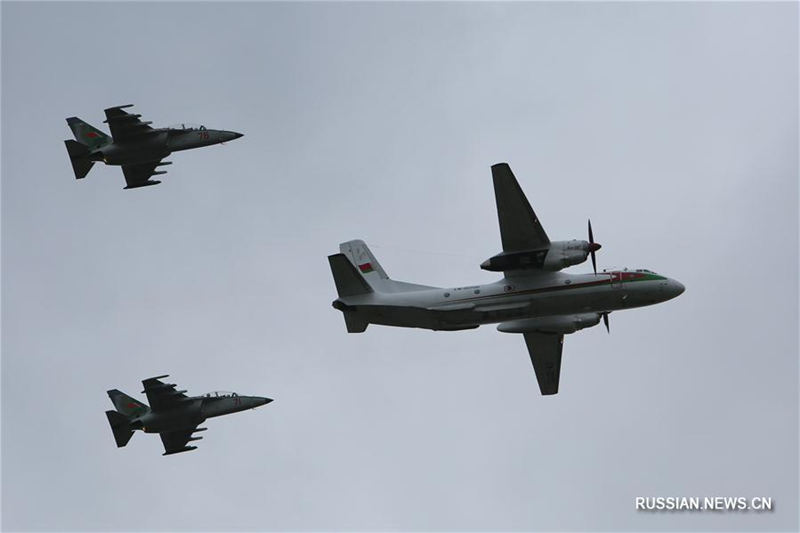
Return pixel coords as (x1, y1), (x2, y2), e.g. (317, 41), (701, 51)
(327, 163), (684, 395)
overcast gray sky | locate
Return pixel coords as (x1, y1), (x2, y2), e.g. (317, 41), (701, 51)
(2, 2), (797, 531)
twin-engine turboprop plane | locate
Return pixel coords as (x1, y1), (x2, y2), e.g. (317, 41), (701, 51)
(327, 163), (684, 395)
(105, 375), (272, 455)
(64, 105), (243, 189)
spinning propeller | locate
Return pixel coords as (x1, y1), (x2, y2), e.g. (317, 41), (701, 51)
(587, 219), (610, 333)
(587, 219), (601, 275)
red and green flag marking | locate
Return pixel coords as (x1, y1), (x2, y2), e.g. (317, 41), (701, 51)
(358, 263), (374, 274)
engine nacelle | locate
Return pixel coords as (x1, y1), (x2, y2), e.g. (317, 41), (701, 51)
(541, 240), (590, 271)
(497, 313), (601, 334)
(480, 248), (548, 272)
(480, 240), (591, 272)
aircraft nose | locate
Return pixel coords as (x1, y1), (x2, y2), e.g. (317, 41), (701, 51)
(225, 131), (244, 141)
(259, 397), (273, 406)
(669, 279), (685, 298)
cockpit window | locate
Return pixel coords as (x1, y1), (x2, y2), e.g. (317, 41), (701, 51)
(169, 123), (206, 131)
(204, 391), (237, 398)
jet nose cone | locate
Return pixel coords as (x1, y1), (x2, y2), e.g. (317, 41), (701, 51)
(260, 397), (273, 406)
(222, 131), (243, 142)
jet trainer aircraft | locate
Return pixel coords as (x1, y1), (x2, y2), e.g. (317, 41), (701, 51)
(105, 375), (272, 455)
(327, 163), (685, 395)
(64, 105), (243, 189)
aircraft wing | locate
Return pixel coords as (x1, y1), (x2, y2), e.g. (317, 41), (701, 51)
(103, 104), (157, 142)
(141, 375), (189, 412)
(159, 428), (202, 456)
(121, 161), (164, 189)
(491, 163), (550, 252)
(523, 332), (564, 395)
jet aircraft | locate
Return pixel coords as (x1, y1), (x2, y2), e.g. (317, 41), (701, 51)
(327, 163), (685, 395)
(105, 375), (272, 455)
(64, 105), (243, 189)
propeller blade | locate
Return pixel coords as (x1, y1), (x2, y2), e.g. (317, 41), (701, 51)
(588, 219), (601, 274)
(602, 312), (610, 333)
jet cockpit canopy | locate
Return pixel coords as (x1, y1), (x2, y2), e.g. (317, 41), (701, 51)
(169, 123), (206, 131)
(203, 391), (238, 398)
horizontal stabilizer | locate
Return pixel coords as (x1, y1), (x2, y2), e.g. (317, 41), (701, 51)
(64, 140), (94, 179)
(328, 253), (373, 297)
(105, 410), (134, 448)
(343, 311), (368, 333)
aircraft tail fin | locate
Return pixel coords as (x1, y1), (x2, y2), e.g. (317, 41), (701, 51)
(66, 117), (111, 149)
(328, 253), (373, 297)
(64, 140), (94, 179)
(336, 239), (438, 293)
(105, 410), (134, 448)
(339, 240), (390, 282)
(107, 389), (149, 417)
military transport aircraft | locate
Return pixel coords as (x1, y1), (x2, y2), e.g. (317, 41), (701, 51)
(105, 375), (272, 455)
(64, 105), (243, 189)
(327, 163), (684, 395)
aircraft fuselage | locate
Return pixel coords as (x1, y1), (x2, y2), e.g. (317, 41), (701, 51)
(334, 269), (684, 331)
(132, 395), (270, 434)
(93, 128), (241, 166)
